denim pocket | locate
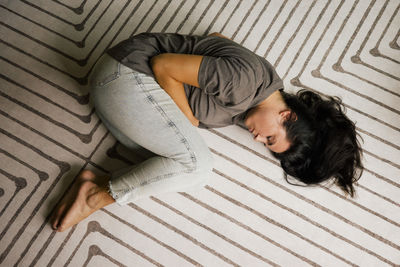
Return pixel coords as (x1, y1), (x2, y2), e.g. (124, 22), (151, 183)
(96, 63), (121, 86)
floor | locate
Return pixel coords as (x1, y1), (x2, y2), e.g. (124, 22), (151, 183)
(0, 0), (399, 266)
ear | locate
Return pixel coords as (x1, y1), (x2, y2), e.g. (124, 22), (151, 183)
(280, 110), (297, 122)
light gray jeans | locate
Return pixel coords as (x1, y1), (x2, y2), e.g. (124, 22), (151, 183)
(90, 54), (213, 205)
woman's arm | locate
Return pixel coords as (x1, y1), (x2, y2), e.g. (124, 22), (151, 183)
(150, 33), (230, 126)
(150, 53), (203, 127)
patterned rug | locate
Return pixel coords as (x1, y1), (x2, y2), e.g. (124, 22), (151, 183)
(1, 0), (399, 266)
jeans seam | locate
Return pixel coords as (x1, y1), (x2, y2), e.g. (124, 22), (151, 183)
(109, 73), (198, 198)
(133, 72), (197, 172)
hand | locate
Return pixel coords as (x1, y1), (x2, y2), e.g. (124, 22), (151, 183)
(190, 116), (199, 127)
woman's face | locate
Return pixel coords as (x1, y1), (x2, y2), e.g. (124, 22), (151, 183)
(245, 108), (291, 153)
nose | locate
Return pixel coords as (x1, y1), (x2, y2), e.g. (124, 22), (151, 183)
(254, 134), (267, 143)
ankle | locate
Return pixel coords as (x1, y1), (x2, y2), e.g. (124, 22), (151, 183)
(86, 184), (115, 209)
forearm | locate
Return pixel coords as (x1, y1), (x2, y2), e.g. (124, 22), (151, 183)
(151, 55), (199, 126)
(154, 71), (199, 126)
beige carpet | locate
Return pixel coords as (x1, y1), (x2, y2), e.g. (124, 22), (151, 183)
(0, 0), (399, 266)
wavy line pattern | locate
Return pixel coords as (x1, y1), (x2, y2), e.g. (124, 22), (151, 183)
(0, 0), (399, 266)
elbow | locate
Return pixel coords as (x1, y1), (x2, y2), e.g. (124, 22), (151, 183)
(150, 54), (161, 76)
(151, 54), (178, 87)
(208, 32), (230, 40)
(150, 54), (169, 78)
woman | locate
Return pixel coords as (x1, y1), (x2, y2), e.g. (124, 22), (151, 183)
(51, 32), (363, 232)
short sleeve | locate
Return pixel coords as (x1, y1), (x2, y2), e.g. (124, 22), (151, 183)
(198, 55), (257, 109)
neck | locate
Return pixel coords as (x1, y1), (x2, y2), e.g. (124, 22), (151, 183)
(244, 90), (288, 125)
(257, 90), (287, 111)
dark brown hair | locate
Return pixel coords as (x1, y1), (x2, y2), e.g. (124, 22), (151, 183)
(273, 89), (364, 197)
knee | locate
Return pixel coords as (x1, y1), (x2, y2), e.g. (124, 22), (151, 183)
(176, 137), (214, 175)
(186, 150), (213, 188)
(199, 153), (214, 186)
(190, 148), (214, 175)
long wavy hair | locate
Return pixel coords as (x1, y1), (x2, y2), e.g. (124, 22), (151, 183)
(273, 89), (364, 197)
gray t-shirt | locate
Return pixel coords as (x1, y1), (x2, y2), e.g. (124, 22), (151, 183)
(107, 32), (283, 129)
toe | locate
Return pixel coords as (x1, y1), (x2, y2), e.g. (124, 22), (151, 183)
(57, 224), (65, 232)
(79, 170), (96, 180)
(57, 209), (77, 232)
(51, 203), (66, 230)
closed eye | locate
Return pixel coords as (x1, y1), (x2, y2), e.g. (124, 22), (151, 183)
(267, 136), (275, 146)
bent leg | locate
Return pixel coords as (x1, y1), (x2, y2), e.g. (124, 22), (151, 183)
(51, 54), (213, 232)
(91, 55), (213, 204)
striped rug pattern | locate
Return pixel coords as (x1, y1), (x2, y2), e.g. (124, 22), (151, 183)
(0, 0), (399, 266)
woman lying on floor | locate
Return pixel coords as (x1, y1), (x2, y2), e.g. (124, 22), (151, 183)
(51, 32), (363, 232)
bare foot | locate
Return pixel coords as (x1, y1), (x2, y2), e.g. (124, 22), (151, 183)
(51, 170), (115, 232)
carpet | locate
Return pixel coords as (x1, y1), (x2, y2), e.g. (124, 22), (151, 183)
(0, 0), (399, 266)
